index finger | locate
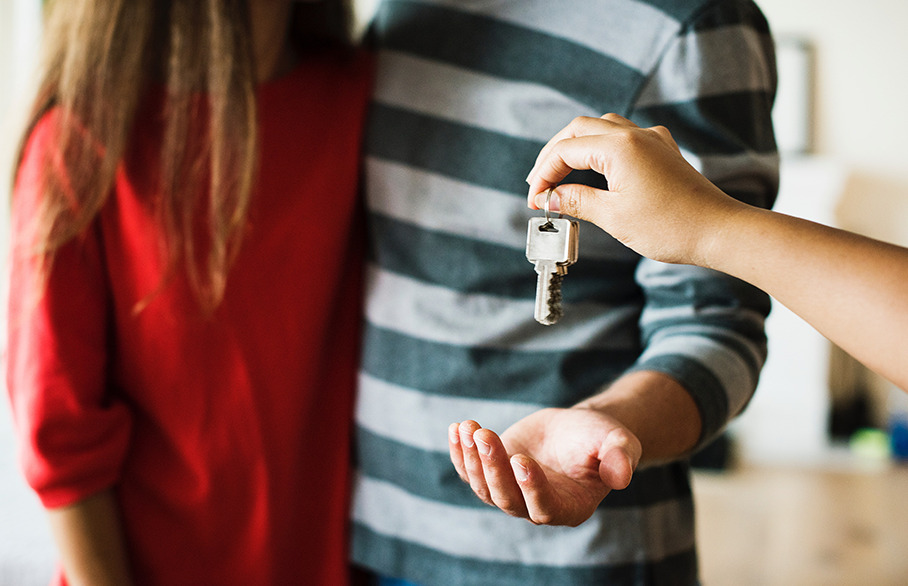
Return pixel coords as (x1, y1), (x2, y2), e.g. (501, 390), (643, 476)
(525, 114), (640, 208)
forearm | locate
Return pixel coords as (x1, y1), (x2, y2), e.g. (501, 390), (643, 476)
(708, 206), (908, 390)
(575, 370), (702, 464)
(47, 489), (133, 586)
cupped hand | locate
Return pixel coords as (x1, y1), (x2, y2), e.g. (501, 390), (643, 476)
(448, 407), (642, 527)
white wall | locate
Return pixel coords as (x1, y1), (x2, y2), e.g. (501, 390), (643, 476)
(759, 0), (908, 247)
(729, 1), (908, 464)
(775, 0), (908, 430)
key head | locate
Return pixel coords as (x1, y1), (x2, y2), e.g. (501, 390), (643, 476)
(526, 217), (579, 265)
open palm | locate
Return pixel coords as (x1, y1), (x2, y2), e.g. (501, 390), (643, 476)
(450, 407), (641, 527)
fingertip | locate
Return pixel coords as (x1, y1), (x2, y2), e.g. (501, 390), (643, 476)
(459, 420), (480, 448)
(510, 456), (530, 482)
(531, 189), (561, 213)
(459, 419), (480, 431)
(473, 428), (500, 455)
(527, 192), (539, 210)
(600, 447), (636, 490)
(448, 422), (461, 445)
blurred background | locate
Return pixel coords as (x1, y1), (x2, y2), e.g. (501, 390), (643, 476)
(1, 0), (906, 584)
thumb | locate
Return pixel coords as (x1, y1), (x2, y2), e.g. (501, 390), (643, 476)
(596, 428), (642, 490)
(533, 184), (613, 232)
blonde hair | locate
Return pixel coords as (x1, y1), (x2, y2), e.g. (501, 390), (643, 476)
(14, 0), (352, 311)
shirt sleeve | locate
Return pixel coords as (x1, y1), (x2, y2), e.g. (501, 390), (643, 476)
(6, 113), (133, 509)
(627, 0), (779, 445)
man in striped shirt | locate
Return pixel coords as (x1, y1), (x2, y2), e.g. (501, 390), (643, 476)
(352, 0), (778, 584)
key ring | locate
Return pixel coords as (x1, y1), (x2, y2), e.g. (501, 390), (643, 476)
(539, 188), (558, 232)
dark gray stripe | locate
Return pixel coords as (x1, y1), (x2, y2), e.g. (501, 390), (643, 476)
(366, 104), (609, 196)
(640, 271), (772, 319)
(360, 324), (641, 404)
(634, 91), (778, 156)
(645, 327), (767, 383)
(373, 0), (644, 113)
(352, 522), (699, 586)
(686, 0), (772, 34)
(368, 213), (640, 301)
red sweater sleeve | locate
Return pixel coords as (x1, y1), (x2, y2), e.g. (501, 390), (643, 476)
(6, 113), (133, 509)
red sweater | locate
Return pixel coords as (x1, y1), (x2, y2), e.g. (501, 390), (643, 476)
(7, 50), (372, 585)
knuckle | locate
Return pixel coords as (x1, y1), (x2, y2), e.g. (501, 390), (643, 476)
(610, 427), (640, 450)
(491, 496), (523, 516)
(569, 115), (597, 132)
(471, 484), (491, 503)
(558, 186), (581, 217)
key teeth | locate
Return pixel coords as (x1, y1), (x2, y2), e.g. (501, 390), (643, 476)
(544, 273), (564, 324)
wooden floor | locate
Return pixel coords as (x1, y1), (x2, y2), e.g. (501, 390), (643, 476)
(693, 462), (908, 585)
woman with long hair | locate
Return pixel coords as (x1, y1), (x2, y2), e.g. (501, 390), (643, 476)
(7, 1), (372, 583)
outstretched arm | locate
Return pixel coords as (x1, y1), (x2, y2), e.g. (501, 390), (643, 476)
(526, 114), (908, 392)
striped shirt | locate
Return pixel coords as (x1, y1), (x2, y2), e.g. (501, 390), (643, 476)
(353, 0), (778, 584)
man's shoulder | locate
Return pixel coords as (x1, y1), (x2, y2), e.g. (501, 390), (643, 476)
(630, 0), (766, 26)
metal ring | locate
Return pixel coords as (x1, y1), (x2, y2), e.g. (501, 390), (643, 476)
(544, 188), (554, 223)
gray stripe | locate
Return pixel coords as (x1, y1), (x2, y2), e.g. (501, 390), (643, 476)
(365, 158), (634, 261)
(640, 304), (766, 333)
(352, 474), (696, 566)
(685, 150), (780, 205)
(374, 51), (598, 143)
(637, 333), (757, 416)
(364, 264), (642, 351)
(636, 260), (728, 289)
(642, 323), (766, 371)
(635, 25), (777, 107)
(371, 2), (644, 115)
(355, 372), (542, 453)
(404, 0), (679, 72)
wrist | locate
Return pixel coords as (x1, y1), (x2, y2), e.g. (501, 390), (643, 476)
(574, 371), (702, 463)
(691, 194), (753, 272)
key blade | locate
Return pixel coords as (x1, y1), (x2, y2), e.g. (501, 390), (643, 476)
(534, 260), (565, 326)
(535, 272), (564, 325)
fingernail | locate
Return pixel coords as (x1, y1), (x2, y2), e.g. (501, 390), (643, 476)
(475, 437), (491, 456)
(512, 461), (529, 482)
(534, 189), (561, 212)
(449, 424), (459, 445)
(461, 430), (474, 448)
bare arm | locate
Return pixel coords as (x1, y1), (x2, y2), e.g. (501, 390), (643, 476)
(47, 490), (133, 586)
(526, 114), (908, 391)
(705, 205), (908, 391)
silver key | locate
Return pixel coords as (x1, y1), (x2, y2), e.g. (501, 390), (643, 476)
(526, 216), (579, 325)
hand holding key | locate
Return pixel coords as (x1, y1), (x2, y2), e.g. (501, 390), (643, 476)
(525, 113), (738, 268)
(526, 189), (579, 325)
